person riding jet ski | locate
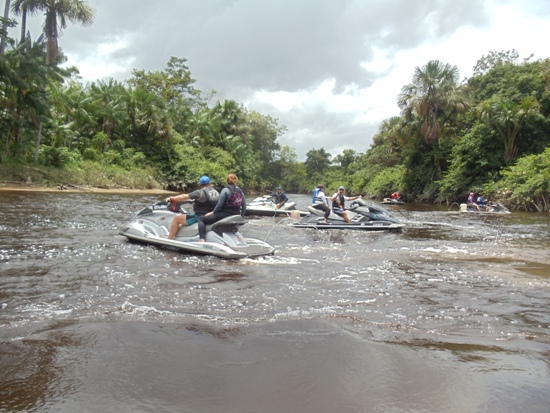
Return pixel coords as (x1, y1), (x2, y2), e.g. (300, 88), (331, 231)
(165, 175), (219, 239)
(330, 186), (362, 223)
(311, 184), (331, 223)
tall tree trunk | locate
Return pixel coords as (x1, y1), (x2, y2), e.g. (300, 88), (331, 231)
(45, 11), (58, 65)
(0, 0), (11, 54)
(20, 6), (26, 42)
(34, 117), (43, 162)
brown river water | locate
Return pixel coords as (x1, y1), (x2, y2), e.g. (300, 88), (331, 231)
(1, 192), (549, 413)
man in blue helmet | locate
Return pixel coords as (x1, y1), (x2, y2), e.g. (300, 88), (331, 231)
(165, 175), (220, 239)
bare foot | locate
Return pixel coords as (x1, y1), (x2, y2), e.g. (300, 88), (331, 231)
(199, 239), (205, 243)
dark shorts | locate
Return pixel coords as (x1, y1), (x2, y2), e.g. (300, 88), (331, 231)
(186, 213), (199, 225)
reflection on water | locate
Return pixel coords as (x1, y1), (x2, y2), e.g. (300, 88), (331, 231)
(1, 192), (549, 412)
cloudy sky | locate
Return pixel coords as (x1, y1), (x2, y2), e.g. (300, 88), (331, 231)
(15, 0), (550, 160)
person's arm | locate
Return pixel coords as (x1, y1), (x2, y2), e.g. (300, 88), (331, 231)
(278, 193), (288, 206)
(166, 193), (190, 202)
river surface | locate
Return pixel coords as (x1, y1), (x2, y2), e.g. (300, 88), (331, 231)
(1, 192), (549, 413)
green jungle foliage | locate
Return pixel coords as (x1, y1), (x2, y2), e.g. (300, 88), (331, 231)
(1, 8), (549, 210)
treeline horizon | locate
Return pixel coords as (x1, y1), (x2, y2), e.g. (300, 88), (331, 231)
(1, 4), (549, 211)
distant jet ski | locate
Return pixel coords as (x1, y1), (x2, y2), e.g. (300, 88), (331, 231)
(245, 195), (308, 217)
(382, 197), (404, 205)
(383, 192), (404, 205)
(119, 201), (275, 259)
(459, 201), (511, 214)
(293, 198), (404, 231)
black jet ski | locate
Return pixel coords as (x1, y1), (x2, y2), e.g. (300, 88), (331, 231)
(459, 201), (511, 214)
(119, 201), (275, 259)
(245, 195), (308, 217)
(293, 198), (404, 231)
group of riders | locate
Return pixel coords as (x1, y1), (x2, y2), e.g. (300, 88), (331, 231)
(310, 184), (362, 224)
(467, 191), (490, 211)
(166, 178), (503, 239)
(262, 183), (364, 224)
(166, 177), (368, 239)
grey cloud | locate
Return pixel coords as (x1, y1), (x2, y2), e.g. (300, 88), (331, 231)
(252, 100), (378, 160)
(55, 0), (492, 93)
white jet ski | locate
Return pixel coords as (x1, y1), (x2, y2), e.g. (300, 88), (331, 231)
(459, 201), (511, 214)
(293, 198), (404, 231)
(119, 201), (275, 259)
(245, 195), (308, 217)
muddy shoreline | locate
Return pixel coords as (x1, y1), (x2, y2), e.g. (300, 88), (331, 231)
(0, 182), (176, 195)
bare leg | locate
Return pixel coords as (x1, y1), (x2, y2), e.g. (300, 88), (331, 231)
(343, 211), (350, 223)
(168, 214), (187, 239)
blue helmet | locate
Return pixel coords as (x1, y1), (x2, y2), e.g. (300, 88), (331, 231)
(199, 176), (210, 185)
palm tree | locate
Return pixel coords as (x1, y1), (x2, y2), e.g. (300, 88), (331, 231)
(10, 0), (28, 42)
(212, 99), (250, 146)
(49, 79), (94, 149)
(398, 60), (468, 144)
(90, 79), (128, 151)
(477, 96), (539, 164)
(1, 0), (12, 54)
(122, 86), (172, 155)
(11, 0), (95, 65)
(370, 116), (411, 167)
(1, 36), (54, 159)
(186, 109), (218, 148)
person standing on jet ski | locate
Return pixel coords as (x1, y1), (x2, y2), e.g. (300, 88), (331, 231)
(165, 175), (220, 239)
(330, 186), (362, 223)
(270, 186), (289, 209)
(198, 174), (247, 242)
(312, 184), (331, 223)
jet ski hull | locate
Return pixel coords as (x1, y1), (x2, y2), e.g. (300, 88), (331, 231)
(119, 202), (275, 259)
(459, 203), (511, 214)
(120, 224), (248, 259)
(245, 206), (308, 217)
(293, 199), (404, 231)
(245, 197), (308, 217)
(293, 218), (404, 231)
(382, 198), (404, 205)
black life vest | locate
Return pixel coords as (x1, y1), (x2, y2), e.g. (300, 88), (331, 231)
(332, 194), (345, 209)
(194, 188), (220, 215)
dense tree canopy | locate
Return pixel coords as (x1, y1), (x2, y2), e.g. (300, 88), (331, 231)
(0, 4), (548, 210)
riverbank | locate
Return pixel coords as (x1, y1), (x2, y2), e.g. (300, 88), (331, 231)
(0, 181), (176, 195)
